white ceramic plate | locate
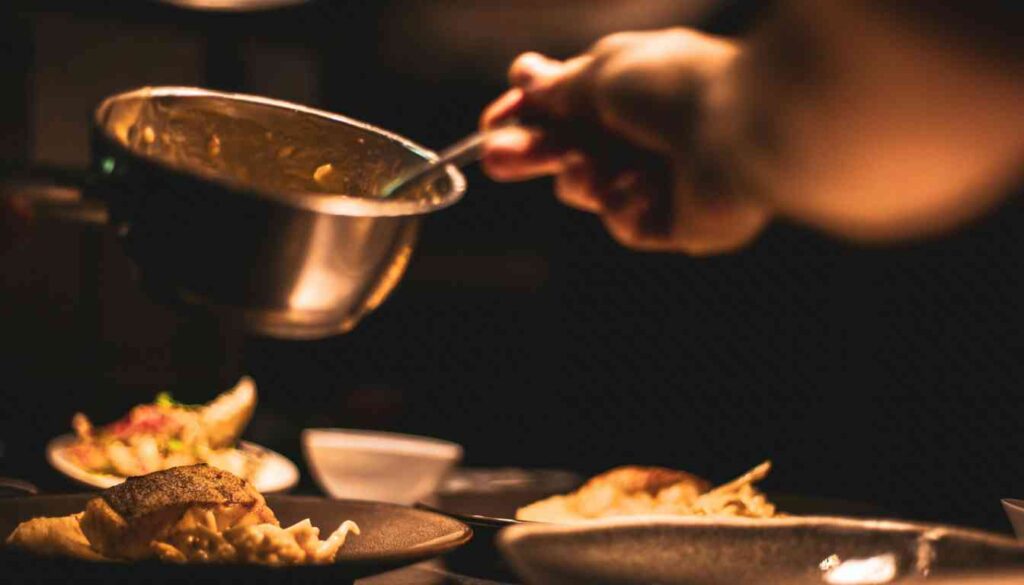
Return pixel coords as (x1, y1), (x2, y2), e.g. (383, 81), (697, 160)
(46, 434), (299, 494)
(1003, 499), (1024, 541)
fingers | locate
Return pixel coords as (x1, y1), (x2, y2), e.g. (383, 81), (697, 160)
(481, 126), (568, 182)
(479, 53), (580, 183)
(479, 50), (605, 184)
(480, 52), (567, 132)
(480, 88), (524, 130)
(482, 49), (587, 128)
(580, 159), (770, 255)
(477, 33), (768, 255)
(599, 169), (678, 252)
(554, 154), (606, 213)
(600, 189), (768, 255)
(508, 52), (564, 88)
(507, 52), (597, 120)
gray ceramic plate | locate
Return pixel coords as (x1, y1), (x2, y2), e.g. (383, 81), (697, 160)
(0, 494), (472, 584)
(419, 468), (889, 582)
(498, 515), (1024, 585)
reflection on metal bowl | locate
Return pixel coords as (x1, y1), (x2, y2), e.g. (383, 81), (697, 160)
(88, 87), (465, 339)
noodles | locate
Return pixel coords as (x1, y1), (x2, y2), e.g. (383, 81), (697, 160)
(151, 517), (361, 565)
(147, 507), (360, 565)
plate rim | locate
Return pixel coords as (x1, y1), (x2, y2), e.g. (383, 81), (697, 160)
(496, 512), (1024, 548)
(46, 434), (300, 494)
(417, 491), (894, 530)
(0, 493), (474, 572)
(266, 494), (474, 565)
(496, 515), (1024, 585)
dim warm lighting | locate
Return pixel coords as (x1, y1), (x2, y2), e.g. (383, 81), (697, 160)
(361, 239), (415, 312)
(287, 218), (353, 311)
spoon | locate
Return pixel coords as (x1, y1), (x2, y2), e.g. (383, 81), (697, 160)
(381, 118), (521, 199)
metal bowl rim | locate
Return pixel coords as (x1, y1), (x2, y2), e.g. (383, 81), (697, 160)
(94, 86), (467, 218)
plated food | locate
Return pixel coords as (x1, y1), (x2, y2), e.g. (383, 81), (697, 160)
(6, 464), (359, 565)
(48, 377), (298, 492)
(515, 460), (777, 522)
(0, 494), (473, 582)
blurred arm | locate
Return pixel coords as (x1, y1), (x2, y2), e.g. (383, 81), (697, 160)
(706, 0), (1024, 241)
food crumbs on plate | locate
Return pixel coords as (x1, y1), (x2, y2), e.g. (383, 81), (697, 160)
(820, 554), (841, 571)
(207, 135), (221, 157)
(313, 163), (334, 184)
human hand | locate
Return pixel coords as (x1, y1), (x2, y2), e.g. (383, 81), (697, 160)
(480, 29), (771, 255)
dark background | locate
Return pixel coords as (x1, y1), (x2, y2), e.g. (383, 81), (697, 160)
(0, 0), (1021, 533)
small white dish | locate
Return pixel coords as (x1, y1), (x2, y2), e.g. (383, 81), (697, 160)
(302, 428), (463, 505)
(1003, 499), (1024, 540)
(46, 434), (299, 493)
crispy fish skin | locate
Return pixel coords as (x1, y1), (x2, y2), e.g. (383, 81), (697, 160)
(79, 464), (276, 560)
(100, 463), (264, 520)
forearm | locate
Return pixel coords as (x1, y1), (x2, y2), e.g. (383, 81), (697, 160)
(704, 0), (1024, 240)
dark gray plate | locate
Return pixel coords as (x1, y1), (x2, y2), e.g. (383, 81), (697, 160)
(419, 469), (891, 582)
(498, 515), (1024, 585)
(0, 493), (472, 584)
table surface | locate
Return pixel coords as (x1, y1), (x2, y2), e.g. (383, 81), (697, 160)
(359, 560), (515, 585)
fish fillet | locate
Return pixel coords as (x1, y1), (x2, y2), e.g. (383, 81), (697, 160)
(79, 464), (276, 560)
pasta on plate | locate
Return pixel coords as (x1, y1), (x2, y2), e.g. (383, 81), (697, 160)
(516, 460), (778, 523)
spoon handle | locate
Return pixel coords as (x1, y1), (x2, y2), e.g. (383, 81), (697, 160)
(0, 476), (39, 497)
(383, 118), (520, 198)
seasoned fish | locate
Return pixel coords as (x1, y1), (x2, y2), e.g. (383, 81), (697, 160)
(79, 464), (277, 560)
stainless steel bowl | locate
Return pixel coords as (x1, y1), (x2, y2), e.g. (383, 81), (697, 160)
(12, 87), (466, 339)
